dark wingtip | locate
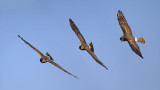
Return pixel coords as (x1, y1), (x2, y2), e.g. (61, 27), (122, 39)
(17, 35), (23, 39)
(106, 67), (109, 70)
(103, 66), (108, 70)
(69, 18), (72, 23)
(118, 10), (121, 12)
(100, 62), (108, 70)
(139, 54), (143, 59)
(141, 56), (144, 59)
(74, 76), (78, 79)
(117, 10), (123, 17)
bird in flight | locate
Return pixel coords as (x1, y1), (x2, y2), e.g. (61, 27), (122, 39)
(117, 10), (145, 59)
(18, 35), (78, 79)
(69, 18), (108, 70)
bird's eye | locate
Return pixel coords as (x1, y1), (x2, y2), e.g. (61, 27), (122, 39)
(120, 37), (123, 41)
(79, 46), (81, 50)
(40, 58), (42, 62)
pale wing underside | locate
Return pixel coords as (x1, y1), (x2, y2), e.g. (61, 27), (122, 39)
(86, 48), (108, 70)
(117, 10), (133, 35)
(47, 60), (78, 79)
(69, 19), (87, 44)
(18, 35), (44, 57)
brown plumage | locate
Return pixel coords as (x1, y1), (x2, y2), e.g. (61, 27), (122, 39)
(88, 42), (94, 52)
(18, 35), (78, 79)
(136, 37), (145, 44)
(117, 10), (145, 59)
(69, 18), (108, 70)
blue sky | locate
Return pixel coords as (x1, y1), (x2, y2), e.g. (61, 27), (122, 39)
(0, 0), (160, 90)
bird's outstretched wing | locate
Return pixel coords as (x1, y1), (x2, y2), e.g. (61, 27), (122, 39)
(117, 10), (133, 35)
(69, 18), (87, 45)
(18, 35), (44, 57)
(128, 39), (143, 59)
(86, 48), (108, 70)
(47, 60), (78, 79)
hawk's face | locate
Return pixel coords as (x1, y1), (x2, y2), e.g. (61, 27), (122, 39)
(79, 46), (82, 50)
(120, 37), (124, 41)
(120, 36), (127, 41)
(40, 58), (46, 63)
(79, 45), (85, 50)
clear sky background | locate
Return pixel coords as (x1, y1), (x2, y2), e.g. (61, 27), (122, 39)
(0, 0), (160, 90)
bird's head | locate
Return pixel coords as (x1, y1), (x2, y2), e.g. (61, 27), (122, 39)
(40, 58), (45, 63)
(120, 36), (127, 41)
(79, 45), (82, 50)
(120, 37), (124, 41)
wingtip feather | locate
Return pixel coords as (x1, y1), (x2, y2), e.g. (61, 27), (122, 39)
(74, 76), (78, 79)
(69, 18), (73, 23)
(17, 35), (20, 37)
(104, 66), (108, 70)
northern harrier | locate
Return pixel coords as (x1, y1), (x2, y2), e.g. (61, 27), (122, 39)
(18, 35), (78, 79)
(69, 19), (108, 70)
(117, 10), (145, 59)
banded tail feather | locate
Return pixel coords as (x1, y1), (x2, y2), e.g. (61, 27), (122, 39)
(88, 42), (94, 52)
(135, 37), (145, 44)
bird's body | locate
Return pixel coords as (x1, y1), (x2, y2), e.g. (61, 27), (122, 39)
(40, 53), (53, 63)
(117, 10), (145, 59)
(18, 35), (78, 79)
(69, 19), (108, 70)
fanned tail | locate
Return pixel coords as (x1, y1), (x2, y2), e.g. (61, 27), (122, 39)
(135, 37), (145, 44)
(46, 52), (53, 61)
(88, 42), (94, 52)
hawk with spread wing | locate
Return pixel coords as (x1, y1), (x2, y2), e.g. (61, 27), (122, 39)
(18, 35), (78, 79)
(69, 19), (108, 70)
(117, 10), (145, 59)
